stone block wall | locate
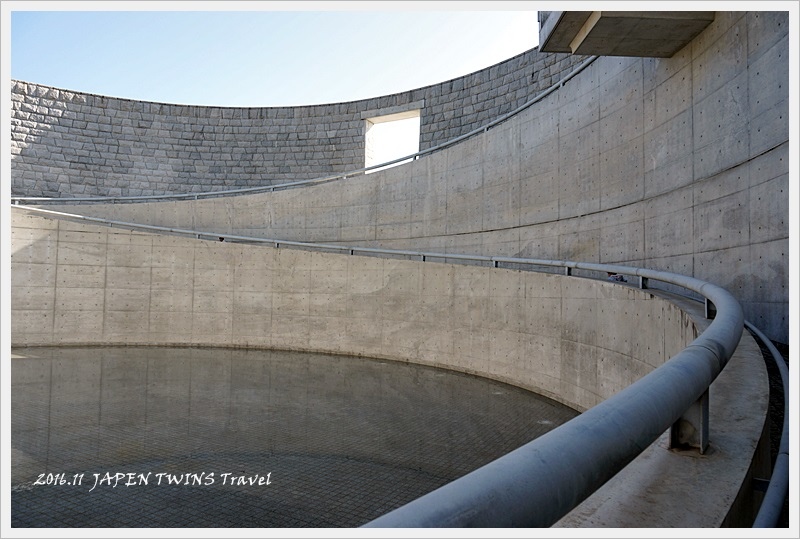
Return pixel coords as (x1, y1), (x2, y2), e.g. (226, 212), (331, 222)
(11, 48), (586, 198)
(417, 51), (586, 146)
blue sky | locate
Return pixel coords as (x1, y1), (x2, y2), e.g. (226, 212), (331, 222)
(9, 3), (540, 107)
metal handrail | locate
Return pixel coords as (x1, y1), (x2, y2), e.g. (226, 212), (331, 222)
(9, 46), (782, 526)
(11, 203), (757, 527)
(363, 277), (743, 527)
(7, 205), (673, 277)
(10, 56), (598, 205)
(747, 321), (790, 528)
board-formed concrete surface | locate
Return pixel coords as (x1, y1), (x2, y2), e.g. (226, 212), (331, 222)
(8, 9), (783, 528)
(32, 11), (789, 345)
(11, 210), (697, 412)
(10, 208), (769, 527)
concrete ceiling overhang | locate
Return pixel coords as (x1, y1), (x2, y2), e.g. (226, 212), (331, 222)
(539, 11), (716, 57)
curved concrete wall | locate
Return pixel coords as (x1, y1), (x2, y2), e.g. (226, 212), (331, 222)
(11, 210), (695, 412)
(41, 12), (789, 343)
(10, 50), (586, 197)
(9, 208), (769, 527)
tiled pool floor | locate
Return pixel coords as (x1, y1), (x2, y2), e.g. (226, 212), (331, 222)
(11, 346), (578, 528)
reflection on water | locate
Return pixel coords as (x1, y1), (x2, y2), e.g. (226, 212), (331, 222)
(11, 346), (578, 527)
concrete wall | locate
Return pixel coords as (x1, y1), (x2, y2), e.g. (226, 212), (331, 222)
(10, 50), (586, 197)
(10, 208), (771, 527)
(11, 210), (696, 413)
(45, 12), (789, 343)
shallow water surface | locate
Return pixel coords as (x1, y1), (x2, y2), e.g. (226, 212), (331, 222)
(11, 346), (578, 527)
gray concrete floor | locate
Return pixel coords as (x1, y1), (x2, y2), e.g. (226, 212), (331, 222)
(11, 346), (578, 528)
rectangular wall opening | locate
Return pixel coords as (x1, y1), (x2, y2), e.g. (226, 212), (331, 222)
(364, 110), (420, 174)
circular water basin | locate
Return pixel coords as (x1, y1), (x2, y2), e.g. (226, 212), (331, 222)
(11, 346), (578, 528)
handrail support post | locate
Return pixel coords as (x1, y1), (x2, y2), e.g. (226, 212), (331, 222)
(705, 298), (717, 319)
(669, 388), (710, 454)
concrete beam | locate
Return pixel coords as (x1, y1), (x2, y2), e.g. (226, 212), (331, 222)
(542, 11), (715, 57)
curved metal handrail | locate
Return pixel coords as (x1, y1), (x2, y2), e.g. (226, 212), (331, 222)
(10, 56), (598, 205)
(9, 42), (782, 525)
(363, 278), (743, 527)
(7, 205), (690, 278)
(746, 321), (790, 528)
(10, 203), (757, 527)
